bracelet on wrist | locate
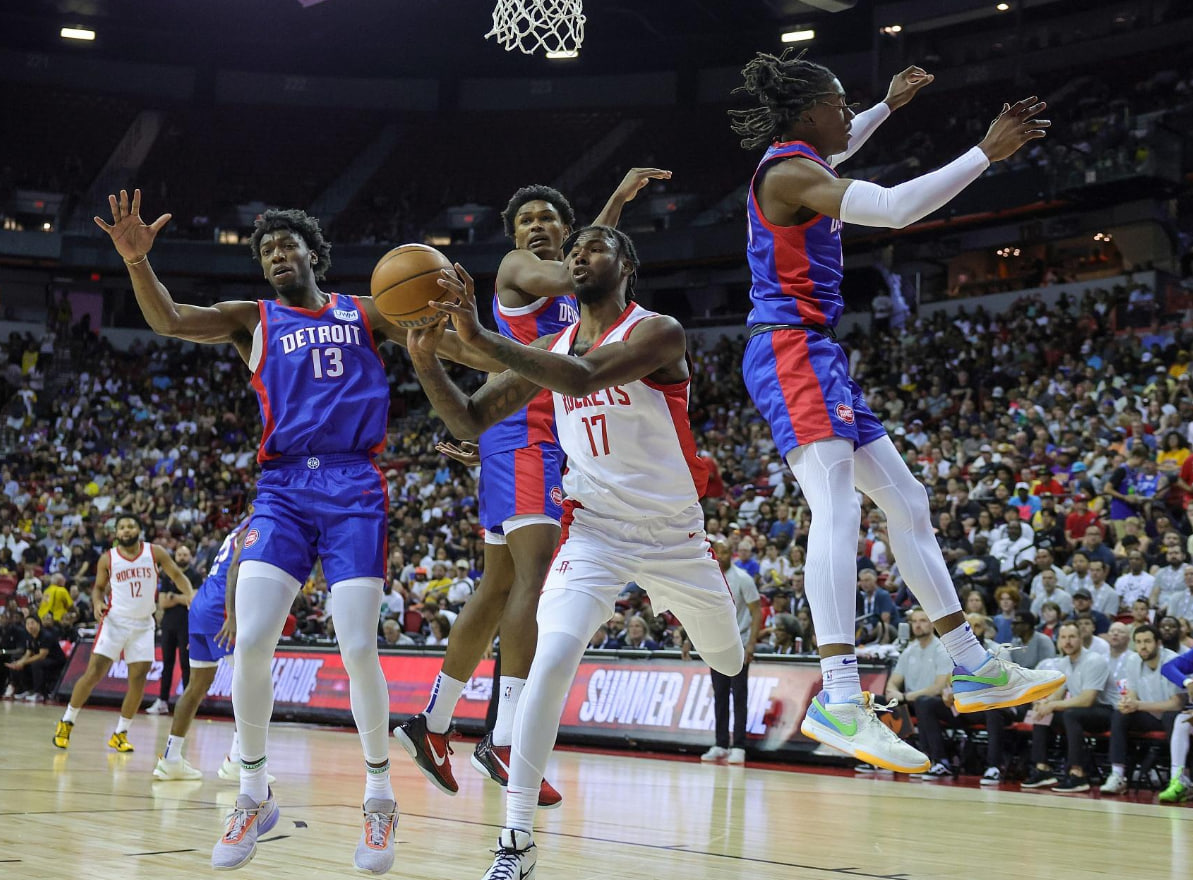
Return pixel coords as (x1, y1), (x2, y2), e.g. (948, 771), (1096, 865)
(124, 255), (148, 267)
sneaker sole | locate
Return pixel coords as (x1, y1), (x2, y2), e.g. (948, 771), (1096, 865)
(393, 727), (457, 796)
(799, 718), (930, 774)
(953, 675), (1066, 713)
(154, 769), (203, 781)
(1021, 780), (1058, 789)
(979, 779), (1001, 786)
(469, 753), (563, 810)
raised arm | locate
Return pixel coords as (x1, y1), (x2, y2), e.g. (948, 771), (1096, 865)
(592, 167), (673, 228)
(760, 97), (1049, 230)
(827, 66), (934, 168)
(94, 189), (258, 354)
(434, 264), (687, 397)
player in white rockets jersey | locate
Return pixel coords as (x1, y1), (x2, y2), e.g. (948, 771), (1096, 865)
(408, 225), (743, 880)
(54, 515), (194, 753)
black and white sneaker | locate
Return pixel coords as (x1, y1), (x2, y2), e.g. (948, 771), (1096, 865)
(1021, 767), (1058, 789)
(1052, 774), (1090, 793)
(481, 828), (536, 880)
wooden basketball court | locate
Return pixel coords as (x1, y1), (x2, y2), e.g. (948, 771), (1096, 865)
(1, 702), (1186, 879)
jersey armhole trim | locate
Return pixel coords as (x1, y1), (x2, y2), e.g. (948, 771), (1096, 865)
(497, 295), (550, 317)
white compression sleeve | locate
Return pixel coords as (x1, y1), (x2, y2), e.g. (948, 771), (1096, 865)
(838, 146), (990, 229)
(828, 102), (890, 168)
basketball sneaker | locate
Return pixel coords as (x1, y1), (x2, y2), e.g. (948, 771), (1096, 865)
(393, 713), (458, 796)
(1099, 772), (1127, 795)
(1159, 778), (1191, 804)
(482, 828), (536, 880)
(800, 691), (930, 774)
(146, 699), (169, 715)
(217, 756), (275, 784)
(471, 732), (562, 808)
(1052, 774), (1090, 793)
(980, 767), (1002, 786)
(108, 732), (135, 753)
(211, 788), (279, 870)
(154, 756), (203, 781)
(726, 748), (746, 765)
(354, 798), (398, 874)
(950, 654), (1065, 713)
(700, 746), (728, 762)
(53, 719), (73, 749)
(1021, 767), (1058, 789)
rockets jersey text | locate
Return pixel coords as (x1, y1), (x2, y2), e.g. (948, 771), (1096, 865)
(250, 293), (389, 463)
(107, 542), (158, 621)
(746, 140), (844, 330)
(479, 292), (579, 458)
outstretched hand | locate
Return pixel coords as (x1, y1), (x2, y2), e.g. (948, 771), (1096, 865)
(407, 315), (449, 361)
(93, 188), (172, 263)
(433, 263), (485, 346)
(884, 66), (934, 111)
(978, 97), (1050, 162)
(436, 440), (480, 466)
(612, 167), (672, 204)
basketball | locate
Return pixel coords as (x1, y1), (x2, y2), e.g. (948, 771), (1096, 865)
(370, 243), (454, 329)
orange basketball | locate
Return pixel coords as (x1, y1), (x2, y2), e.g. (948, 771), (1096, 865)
(370, 244), (454, 328)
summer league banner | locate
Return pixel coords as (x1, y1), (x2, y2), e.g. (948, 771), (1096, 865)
(58, 641), (888, 759)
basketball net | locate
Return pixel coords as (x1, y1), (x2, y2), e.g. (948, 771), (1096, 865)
(486, 0), (585, 57)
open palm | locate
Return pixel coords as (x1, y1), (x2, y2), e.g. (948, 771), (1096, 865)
(93, 188), (172, 262)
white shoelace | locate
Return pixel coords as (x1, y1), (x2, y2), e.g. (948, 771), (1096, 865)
(222, 804), (261, 842)
(363, 810), (395, 848)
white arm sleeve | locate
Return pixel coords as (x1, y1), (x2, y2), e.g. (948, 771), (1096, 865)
(838, 146), (990, 229)
(827, 102), (891, 168)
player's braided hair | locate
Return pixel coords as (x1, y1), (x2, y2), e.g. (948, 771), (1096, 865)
(563, 225), (641, 301)
(249, 208), (332, 280)
(729, 48), (836, 150)
(501, 184), (576, 239)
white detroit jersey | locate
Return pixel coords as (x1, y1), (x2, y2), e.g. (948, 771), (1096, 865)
(106, 542), (159, 621)
(549, 303), (707, 520)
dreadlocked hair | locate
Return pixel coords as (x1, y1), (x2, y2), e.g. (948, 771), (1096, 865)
(501, 184), (576, 239)
(563, 225), (641, 301)
(729, 48), (836, 150)
(249, 208), (332, 280)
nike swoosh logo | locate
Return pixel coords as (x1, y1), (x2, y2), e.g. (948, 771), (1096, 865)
(842, 657), (858, 665)
(814, 696), (858, 737)
(688, 532), (698, 539)
(428, 740), (447, 766)
(492, 750), (511, 778)
(953, 667), (1010, 687)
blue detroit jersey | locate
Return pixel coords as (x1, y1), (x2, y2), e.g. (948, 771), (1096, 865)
(746, 140), (845, 329)
(252, 293), (389, 462)
(478, 291), (578, 457)
(189, 518), (250, 634)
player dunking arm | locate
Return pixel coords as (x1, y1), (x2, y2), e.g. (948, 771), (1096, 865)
(91, 190), (488, 873)
(53, 515), (193, 754)
(731, 49), (1064, 772)
(408, 226), (744, 880)
(395, 169), (668, 806)
(152, 514), (261, 783)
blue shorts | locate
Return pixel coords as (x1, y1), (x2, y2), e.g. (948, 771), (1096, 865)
(743, 328), (885, 459)
(189, 631), (231, 665)
(240, 453), (388, 585)
(478, 443), (565, 534)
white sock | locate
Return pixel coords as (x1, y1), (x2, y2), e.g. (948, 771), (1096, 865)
(241, 755), (269, 803)
(1112, 763), (1125, 777)
(228, 728), (241, 763)
(424, 672), (467, 735)
(115, 715), (132, 735)
(939, 623), (988, 673)
(821, 654), (862, 702)
(365, 759), (394, 802)
(492, 676), (526, 748)
(506, 787), (537, 834)
(164, 735), (185, 762)
(62, 704), (80, 724)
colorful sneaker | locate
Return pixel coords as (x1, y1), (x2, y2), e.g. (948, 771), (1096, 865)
(1021, 767), (1058, 789)
(726, 748), (746, 765)
(700, 746), (728, 763)
(799, 691), (930, 774)
(53, 719), (73, 749)
(1099, 771), (1127, 795)
(470, 732), (562, 809)
(393, 713), (458, 796)
(481, 828), (536, 880)
(1053, 774), (1091, 793)
(154, 756), (203, 781)
(108, 731), (135, 753)
(217, 757), (275, 784)
(354, 798), (398, 874)
(1159, 778), (1191, 804)
(211, 789), (279, 870)
(980, 767), (1002, 786)
(951, 654), (1066, 713)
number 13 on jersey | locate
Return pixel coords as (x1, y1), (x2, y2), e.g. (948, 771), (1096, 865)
(311, 347), (344, 379)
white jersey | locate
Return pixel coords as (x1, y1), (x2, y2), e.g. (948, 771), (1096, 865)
(549, 304), (707, 520)
(106, 542), (159, 621)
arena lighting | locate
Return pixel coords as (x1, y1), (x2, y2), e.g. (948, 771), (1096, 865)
(881, 25), (903, 35)
(781, 29), (816, 43)
(545, 49), (579, 59)
(60, 26), (95, 41)
(996, 3), (1010, 10)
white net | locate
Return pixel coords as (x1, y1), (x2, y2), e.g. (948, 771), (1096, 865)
(486, 0), (585, 57)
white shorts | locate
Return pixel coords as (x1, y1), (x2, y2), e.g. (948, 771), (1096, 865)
(93, 614), (156, 665)
(540, 504), (738, 648)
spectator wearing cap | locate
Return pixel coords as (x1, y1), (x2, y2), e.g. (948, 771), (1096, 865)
(1032, 467), (1065, 499)
(1067, 589), (1110, 633)
(1031, 506), (1067, 556)
(408, 566), (430, 603)
(1010, 482), (1042, 521)
(736, 485), (763, 528)
(1064, 493), (1100, 547)
(446, 558), (475, 610)
(991, 519), (1034, 574)
(1074, 612), (1110, 658)
(905, 419), (929, 450)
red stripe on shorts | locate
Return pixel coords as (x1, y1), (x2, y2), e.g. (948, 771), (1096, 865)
(771, 330), (832, 443)
(513, 445), (546, 517)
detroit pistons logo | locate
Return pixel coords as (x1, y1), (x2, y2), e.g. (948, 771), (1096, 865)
(244, 528), (260, 548)
(835, 403), (855, 425)
(550, 486), (564, 507)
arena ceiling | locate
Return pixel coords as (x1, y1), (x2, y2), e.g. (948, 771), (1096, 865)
(1, 0), (1086, 79)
